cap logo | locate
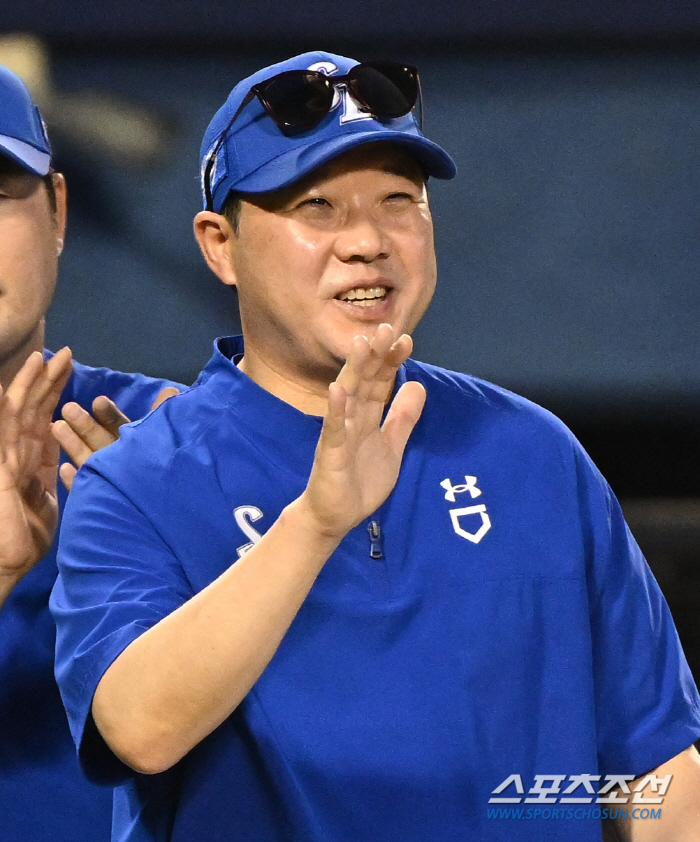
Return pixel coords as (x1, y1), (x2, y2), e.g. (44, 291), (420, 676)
(306, 60), (374, 127)
(39, 115), (50, 147)
(201, 146), (220, 198)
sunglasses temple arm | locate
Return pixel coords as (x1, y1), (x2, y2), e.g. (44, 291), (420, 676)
(204, 90), (258, 211)
(416, 76), (424, 133)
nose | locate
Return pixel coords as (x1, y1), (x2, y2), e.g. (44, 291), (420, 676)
(334, 212), (389, 264)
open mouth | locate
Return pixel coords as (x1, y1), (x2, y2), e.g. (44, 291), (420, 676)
(335, 286), (388, 307)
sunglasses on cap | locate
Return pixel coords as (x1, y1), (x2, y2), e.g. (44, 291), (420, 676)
(203, 61), (421, 211)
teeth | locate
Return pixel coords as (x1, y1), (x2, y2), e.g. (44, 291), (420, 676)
(351, 298), (380, 307)
(338, 286), (387, 304)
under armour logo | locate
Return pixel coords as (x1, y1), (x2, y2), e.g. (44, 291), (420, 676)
(441, 475), (491, 544)
(440, 475), (482, 502)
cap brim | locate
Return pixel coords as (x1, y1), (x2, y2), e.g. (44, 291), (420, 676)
(229, 129), (456, 197)
(0, 134), (51, 176)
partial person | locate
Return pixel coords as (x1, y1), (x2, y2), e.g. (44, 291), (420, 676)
(0, 64), (180, 841)
(53, 52), (700, 842)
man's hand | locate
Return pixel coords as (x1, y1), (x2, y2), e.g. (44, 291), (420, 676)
(52, 386), (179, 491)
(300, 323), (426, 538)
(0, 348), (73, 605)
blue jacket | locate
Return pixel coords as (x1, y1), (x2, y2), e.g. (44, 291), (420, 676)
(53, 337), (700, 842)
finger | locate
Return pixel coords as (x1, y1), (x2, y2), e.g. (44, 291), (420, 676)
(151, 386), (179, 411)
(381, 381), (426, 456)
(353, 323), (396, 393)
(356, 333), (413, 409)
(354, 326), (406, 406)
(0, 383), (18, 458)
(334, 334), (371, 396)
(367, 322), (397, 360)
(92, 396), (131, 437)
(62, 403), (119, 451)
(37, 429), (60, 499)
(13, 347), (72, 426)
(338, 325), (394, 401)
(384, 333), (413, 369)
(366, 323), (399, 371)
(35, 347), (73, 418)
(51, 419), (95, 468)
(317, 381), (348, 451)
(58, 462), (77, 493)
(3, 351), (44, 414)
(368, 333), (411, 386)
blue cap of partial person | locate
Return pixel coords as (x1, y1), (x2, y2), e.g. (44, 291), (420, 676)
(0, 64), (51, 176)
(200, 50), (456, 213)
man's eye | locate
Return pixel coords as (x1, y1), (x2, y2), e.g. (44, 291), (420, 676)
(385, 192), (413, 203)
(300, 197), (331, 209)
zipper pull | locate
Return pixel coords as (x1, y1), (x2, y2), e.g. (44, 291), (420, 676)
(368, 520), (383, 560)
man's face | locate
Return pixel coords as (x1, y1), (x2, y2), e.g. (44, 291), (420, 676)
(0, 155), (65, 368)
(224, 143), (437, 383)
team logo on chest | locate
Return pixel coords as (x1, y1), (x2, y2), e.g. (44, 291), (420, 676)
(233, 505), (264, 558)
(440, 475), (491, 544)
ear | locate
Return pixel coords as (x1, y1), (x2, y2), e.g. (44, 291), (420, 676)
(52, 172), (67, 254)
(193, 211), (238, 288)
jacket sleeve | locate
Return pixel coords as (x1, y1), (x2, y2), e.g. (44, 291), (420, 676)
(575, 446), (700, 776)
(50, 463), (194, 784)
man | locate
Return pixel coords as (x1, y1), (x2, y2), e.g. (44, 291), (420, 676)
(52, 52), (700, 841)
(0, 64), (180, 841)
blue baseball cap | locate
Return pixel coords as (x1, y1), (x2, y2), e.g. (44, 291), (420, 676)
(200, 51), (456, 212)
(0, 64), (51, 176)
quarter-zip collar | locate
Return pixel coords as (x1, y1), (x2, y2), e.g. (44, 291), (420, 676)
(196, 335), (407, 478)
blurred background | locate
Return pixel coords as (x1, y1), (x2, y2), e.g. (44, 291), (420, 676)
(1, 1), (698, 677)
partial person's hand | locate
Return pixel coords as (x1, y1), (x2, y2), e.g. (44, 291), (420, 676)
(53, 386), (179, 491)
(0, 348), (73, 590)
(300, 323), (426, 539)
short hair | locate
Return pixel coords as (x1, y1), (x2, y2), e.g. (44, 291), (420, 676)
(222, 191), (242, 235)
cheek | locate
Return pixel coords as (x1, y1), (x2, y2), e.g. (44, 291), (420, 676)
(403, 227), (437, 289)
(0, 217), (57, 299)
(245, 223), (324, 275)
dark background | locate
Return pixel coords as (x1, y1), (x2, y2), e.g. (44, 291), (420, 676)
(5, 0), (700, 43)
(2, 1), (699, 676)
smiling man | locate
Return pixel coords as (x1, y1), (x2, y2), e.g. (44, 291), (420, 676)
(52, 52), (700, 842)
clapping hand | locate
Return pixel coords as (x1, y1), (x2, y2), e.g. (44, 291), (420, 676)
(301, 323), (426, 539)
(0, 348), (72, 592)
(52, 386), (179, 491)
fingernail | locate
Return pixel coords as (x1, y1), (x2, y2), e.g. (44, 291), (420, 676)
(62, 403), (82, 421)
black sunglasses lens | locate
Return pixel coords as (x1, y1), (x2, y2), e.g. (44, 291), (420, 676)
(260, 71), (334, 131)
(348, 62), (418, 118)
